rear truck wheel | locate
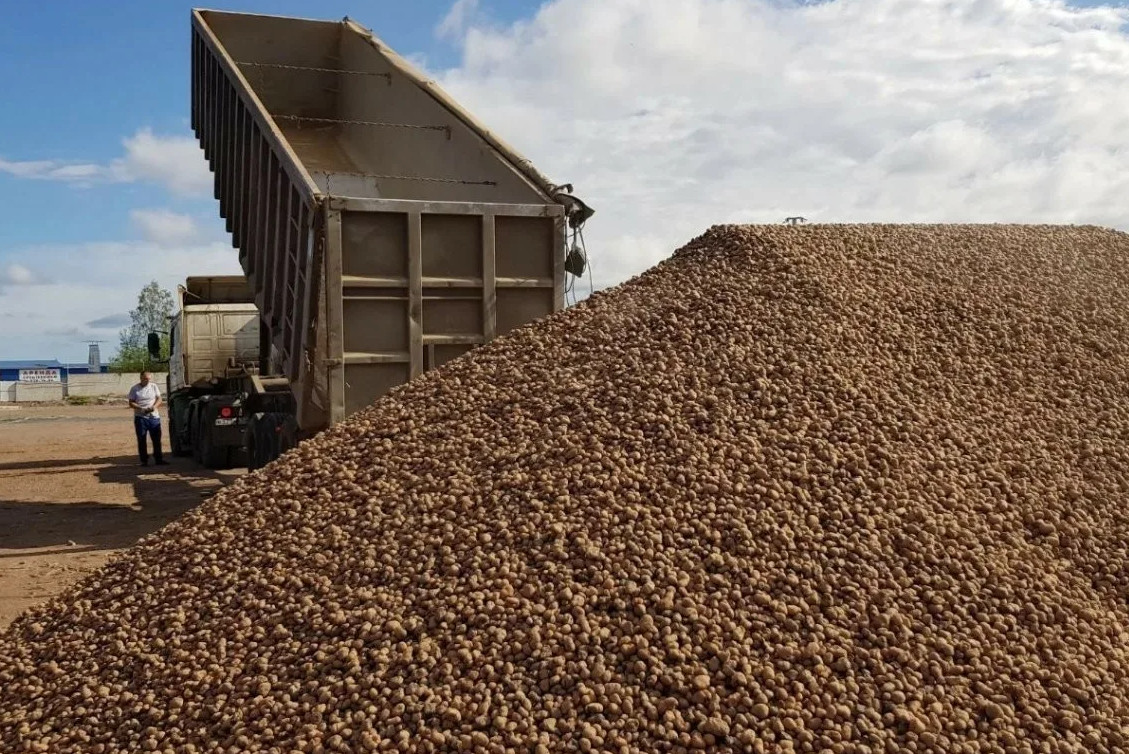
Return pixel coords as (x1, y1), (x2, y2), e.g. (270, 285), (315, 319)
(175, 421), (191, 456)
(276, 413), (298, 457)
(247, 412), (297, 471)
(199, 423), (232, 470)
(169, 409), (183, 456)
(190, 405), (204, 465)
(246, 413), (266, 471)
(169, 395), (192, 457)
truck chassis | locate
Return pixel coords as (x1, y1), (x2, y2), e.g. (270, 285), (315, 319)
(167, 371), (298, 471)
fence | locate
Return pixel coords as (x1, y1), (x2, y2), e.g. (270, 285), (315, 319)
(0, 373), (169, 402)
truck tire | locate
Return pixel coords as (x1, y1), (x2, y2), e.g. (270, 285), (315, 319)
(248, 412), (280, 471)
(199, 424), (231, 470)
(247, 412), (297, 471)
(168, 394), (192, 457)
(190, 405), (203, 465)
(246, 413), (267, 471)
(169, 408), (184, 456)
(276, 413), (298, 456)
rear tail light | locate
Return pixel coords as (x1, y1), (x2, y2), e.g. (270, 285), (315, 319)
(220, 406), (233, 418)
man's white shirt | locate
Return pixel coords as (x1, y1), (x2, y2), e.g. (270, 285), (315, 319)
(129, 383), (161, 418)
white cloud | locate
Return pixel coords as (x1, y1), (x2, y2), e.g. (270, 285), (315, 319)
(113, 128), (213, 197)
(437, 0), (483, 41)
(0, 158), (104, 181)
(0, 127), (212, 197)
(3, 264), (35, 285)
(9, 0), (1129, 359)
(0, 240), (242, 362)
(86, 313), (132, 330)
(432, 0), (1129, 291)
(130, 208), (201, 247)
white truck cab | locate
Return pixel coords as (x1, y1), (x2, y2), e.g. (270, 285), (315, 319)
(159, 276), (262, 466)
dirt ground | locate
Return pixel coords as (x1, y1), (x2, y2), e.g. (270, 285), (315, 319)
(0, 403), (245, 630)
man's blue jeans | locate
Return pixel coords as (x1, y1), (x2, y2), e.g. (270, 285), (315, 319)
(134, 414), (163, 464)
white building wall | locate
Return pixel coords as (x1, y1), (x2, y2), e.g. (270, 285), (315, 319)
(66, 373), (168, 398)
(14, 382), (65, 402)
(0, 373), (168, 402)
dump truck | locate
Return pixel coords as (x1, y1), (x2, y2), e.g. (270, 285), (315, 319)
(161, 9), (593, 469)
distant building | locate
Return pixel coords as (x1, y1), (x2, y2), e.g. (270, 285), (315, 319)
(0, 359), (115, 402)
(88, 343), (102, 372)
(0, 359), (109, 383)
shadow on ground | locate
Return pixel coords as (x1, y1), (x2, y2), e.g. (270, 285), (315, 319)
(0, 455), (239, 553)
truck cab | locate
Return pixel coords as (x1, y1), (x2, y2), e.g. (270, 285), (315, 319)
(162, 276), (262, 467)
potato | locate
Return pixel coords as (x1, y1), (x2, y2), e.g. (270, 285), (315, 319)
(3, 224), (1129, 752)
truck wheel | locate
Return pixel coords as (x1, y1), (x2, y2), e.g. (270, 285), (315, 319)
(251, 412), (281, 471)
(246, 413), (266, 471)
(190, 406), (203, 465)
(170, 396), (192, 457)
(169, 409), (183, 456)
(200, 424), (231, 470)
(247, 412), (296, 471)
(275, 413), (298, 456)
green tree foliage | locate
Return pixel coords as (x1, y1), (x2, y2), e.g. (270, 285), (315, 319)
(109, 281), (174, 373)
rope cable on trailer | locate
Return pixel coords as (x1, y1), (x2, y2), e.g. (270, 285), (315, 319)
(272, 114), (451, 139)
(235, 61), (392, 81)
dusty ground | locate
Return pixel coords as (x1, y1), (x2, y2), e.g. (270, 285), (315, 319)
(0, 403), (245, 630)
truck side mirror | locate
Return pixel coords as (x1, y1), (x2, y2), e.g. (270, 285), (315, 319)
(147, 332), (161, 360)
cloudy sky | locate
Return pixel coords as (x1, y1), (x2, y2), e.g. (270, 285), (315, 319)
(1, 0), (1127, 363)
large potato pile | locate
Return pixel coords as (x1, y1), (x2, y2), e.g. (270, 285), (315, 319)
(5, 224), (1129, 753)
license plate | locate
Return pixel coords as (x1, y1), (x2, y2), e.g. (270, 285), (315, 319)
(215, 417), (237, 426)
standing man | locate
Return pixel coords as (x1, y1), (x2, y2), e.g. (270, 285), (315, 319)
(128, 371), (169, 467)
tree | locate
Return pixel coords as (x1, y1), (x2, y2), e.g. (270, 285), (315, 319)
(109, 280), (175, 373)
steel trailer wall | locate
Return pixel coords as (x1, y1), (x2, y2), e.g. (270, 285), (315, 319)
(191, 9), (568, 431)
(192, 11), (320, 425)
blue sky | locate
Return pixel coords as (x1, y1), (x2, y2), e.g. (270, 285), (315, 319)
(3, 0), (1129, 364)
(0, 0), (534, 362)
(0, 2), (495, 248)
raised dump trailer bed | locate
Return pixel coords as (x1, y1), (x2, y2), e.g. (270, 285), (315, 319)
(188, 9), (592, 468)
